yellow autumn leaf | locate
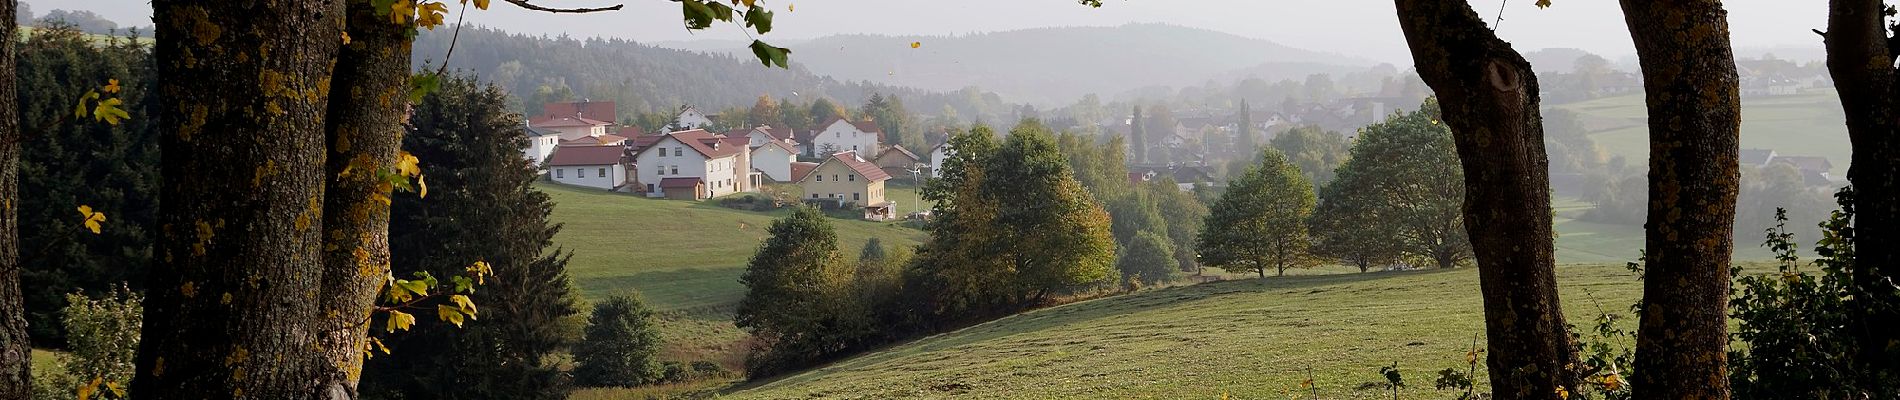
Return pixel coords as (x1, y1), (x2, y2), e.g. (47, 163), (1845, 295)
(418, 174), (428, 199)
(787, 3), (793, 12)
(437, 304), (466, 327)
(740, 0), (756, 7)
(1300, 377), (1313, 389)
(105, 382), (125, 398)
(1556, 386), (1570, 400)
(467, 260), (493, 284)
(386, 310), (416, 332)
(468, 0), (491, 10)
(370, 337), (391, 354)
(396, 151), (422, 177)
(77, 377), (101, 400)
(417, 1), (449, 29)
(910, 41), (921, 49)
(449, 294), (477, 315)
(342, 32), (352, 45)
(1600, 373), (1624, 391)
(389, 0), (415, 25)
(94, 98), (130, 125)
(77, 205), (106, 234)
(103, 79), (121, 94)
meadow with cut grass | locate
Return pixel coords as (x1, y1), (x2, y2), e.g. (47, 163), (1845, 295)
(724, 263), (1664, 399)
(1553, 91), (1850, 175)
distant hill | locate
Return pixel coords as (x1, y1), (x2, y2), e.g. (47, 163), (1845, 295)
(658, 23), (1374, 105)
(410, 27), (1017, 124)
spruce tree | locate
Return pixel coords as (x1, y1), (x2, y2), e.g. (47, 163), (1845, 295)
(1130, 106), (1147, 163)
(572, 295), (664, 388)
(360, 75), (582, 400)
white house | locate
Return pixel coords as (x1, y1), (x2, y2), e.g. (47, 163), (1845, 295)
(522, 126), (563, 165)
(927, 141), (952, 178)
(546, 145), (629, 190)
(732, 126), (795, 147)
(751, 140), (798, 182)
(674, 106), (713, 130)
(809, 118), (884, 156)
(630, 129), (757, 200)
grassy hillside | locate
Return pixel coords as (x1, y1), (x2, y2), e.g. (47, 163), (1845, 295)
(541, 183), (927, 310)
(1554, 91), (1850, 175)
(729, 264), (1651, 399)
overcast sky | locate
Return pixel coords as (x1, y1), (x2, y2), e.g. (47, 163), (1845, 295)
(53, 0), (1831, 64)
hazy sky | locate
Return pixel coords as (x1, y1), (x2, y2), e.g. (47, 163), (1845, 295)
(55, 0), (1831, 64)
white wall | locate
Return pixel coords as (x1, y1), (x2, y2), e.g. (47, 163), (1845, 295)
(677, 109), (712, 130)
(704, 156), (741, 198)
(549, 125), (604, 140)
(522, 134), (561, 165)
(634, 136), (709, 197)
(813, 120), (880, 155)
(752, 145), (795, 182)
(550, 163), (625, 190)
(928, 145), (951, 178)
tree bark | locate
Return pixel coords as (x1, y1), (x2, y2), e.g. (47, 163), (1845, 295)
(0, 0), (26, 397)
(1620, 1), (1743, 397)
(134, 1), (347, 398)
(1825, 0), (1900, 380)
(1392, 1), (1578, 398)
(314, 1), (414, 396)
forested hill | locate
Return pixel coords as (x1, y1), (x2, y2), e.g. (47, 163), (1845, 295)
(659, 23), (1374, 104)
(410, 27), (1016, 123)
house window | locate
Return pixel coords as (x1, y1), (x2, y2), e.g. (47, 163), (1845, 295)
(674, 147), (683, 156)
(849, 174), (856, 182)
(555, 169), (564, 178)
(853, 193), (861, 201)
(670, 166), (678, 175)
(578, 168), (587, 178)
(832, 175), (839, 181)
(598, 168), (607, 177)
(647, 184), (655, 192)
(816, 174), (823, 182)
(852, 145), (859, 152)
(811, 193), (819, 199)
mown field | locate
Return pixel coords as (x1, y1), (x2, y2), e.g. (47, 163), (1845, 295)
(726, 263), (1660, 399)
(1553, 90), (1850, 175)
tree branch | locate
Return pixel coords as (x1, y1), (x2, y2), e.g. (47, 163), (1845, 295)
(503, 0), (622, 13)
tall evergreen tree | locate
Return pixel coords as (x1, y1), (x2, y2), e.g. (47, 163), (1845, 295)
(1130, 106), (1147, 163)
(361, 75), (583, 400)
(571, 295), (664, 388)
(1198, 148), (1316, 278)
(1236, 99), (1257, 154)
(16, 25), (158, 346)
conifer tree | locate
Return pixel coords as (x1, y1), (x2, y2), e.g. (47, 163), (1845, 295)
(572, 295), (664, 388)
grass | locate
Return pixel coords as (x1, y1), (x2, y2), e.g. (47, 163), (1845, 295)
(726, 264), (1649, 399)
(1553, 91), (1850, 175)
(32, 349), (60, 372)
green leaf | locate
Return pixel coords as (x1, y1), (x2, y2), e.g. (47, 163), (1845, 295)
(681, 0), (715, 29)
(748, 40), (791, 69)
(745, 6), (773, 34)
(705, 2), (735, 22)
(94, 98), (131, 125)
(452, 275), (474, 294)
(408, 72), (441, 103)
(395, 279), (430, 299)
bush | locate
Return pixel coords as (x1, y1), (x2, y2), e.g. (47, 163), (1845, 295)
(572, 295), (665, 387)
(31, 287), (143, 400)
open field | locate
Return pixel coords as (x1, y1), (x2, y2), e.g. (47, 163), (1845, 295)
(727, 264), (1655, 399)
(1553, 91), (1850, 175)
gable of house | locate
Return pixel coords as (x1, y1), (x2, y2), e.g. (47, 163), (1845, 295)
(539, 101), (616, 124)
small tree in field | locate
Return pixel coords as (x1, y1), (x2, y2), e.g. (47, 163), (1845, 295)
(572, 295), (664, 388)
(735, 205), (851, 375)
(1118, 230), (1179, 286)
(1199, 148), (1317, 277)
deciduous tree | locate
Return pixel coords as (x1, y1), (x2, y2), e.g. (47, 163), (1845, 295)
(1268, 125), (1349, 188)
(1198, 149), (1316, 278)
(1317, 102), (1470, 270)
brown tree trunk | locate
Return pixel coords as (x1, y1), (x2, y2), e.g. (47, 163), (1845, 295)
(1392, 1), (1578, 397)
(133, 1), (347, 398)
(1825, 0), (1900, 381)
(314, 1), (414, 396)
(1620, 2), (1743, 397)
(0, 0), (25, 397)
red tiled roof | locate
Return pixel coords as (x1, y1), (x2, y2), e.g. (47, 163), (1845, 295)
(825, 151), (892, 182)
(546, 145), (625, 166)
(562, 134), (628, 146)
(644, 129), (744, 160)
(628, 135), (665, 152)
(658, 177), (702, 188)
(759, 126), (794, 141)
(789, 162), (820, 182)
(532, 115), (612, 128)
(542, 101), (616, 124)
(617, 125), (645, 137)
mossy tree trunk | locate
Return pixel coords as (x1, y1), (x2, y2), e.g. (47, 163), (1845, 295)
(313, 0), (415, 396)
(133, 0), (348, 398)
(0, 0), (26, 397)
(1620, 1), (1743, 397)
(1392, 1), (1578, 398)
(1825, 0), (1900, 380)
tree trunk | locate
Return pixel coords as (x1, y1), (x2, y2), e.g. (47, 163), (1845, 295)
(1392, 1), (1578, 397)
(0, 0), (25, 397)
(1620, 2), (1743, 397)
(133, 1), (347, 398)
(1825, 0), (1900, 379)
(314, 2), (413, 396)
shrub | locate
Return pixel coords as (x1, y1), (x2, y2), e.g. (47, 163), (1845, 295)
(31, 287), (142, 400)
(572, 295), (665, 387)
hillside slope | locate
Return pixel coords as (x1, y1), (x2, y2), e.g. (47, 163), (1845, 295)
(729, 264), (1646, 399)
(540, 183), (927, 311)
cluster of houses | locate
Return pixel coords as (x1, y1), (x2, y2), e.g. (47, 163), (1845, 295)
(522, 101), (951, 221)
(1739, 148), (1838, 186)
